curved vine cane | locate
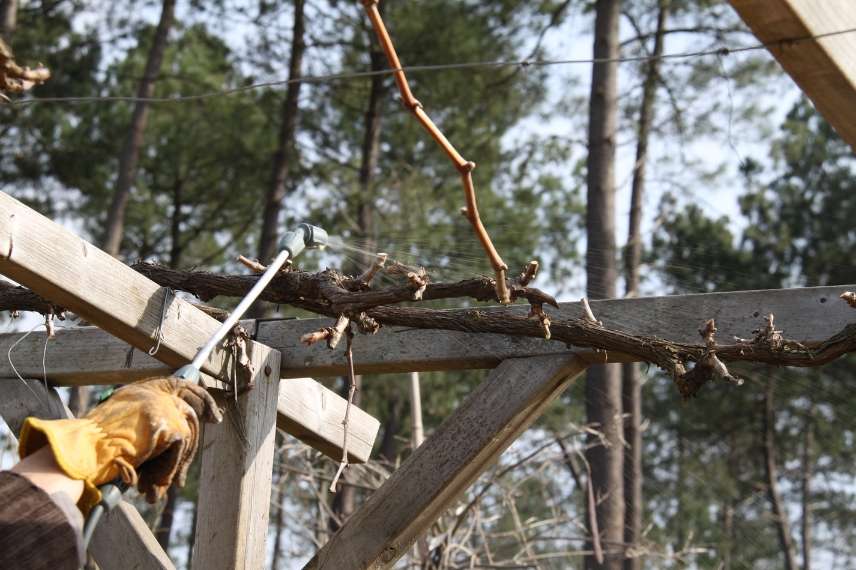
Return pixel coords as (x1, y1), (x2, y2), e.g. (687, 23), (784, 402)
(361, 0), (516, 304)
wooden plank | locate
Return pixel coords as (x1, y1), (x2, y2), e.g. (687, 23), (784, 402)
(263, 283), (855, 377)
(90, 502), (177, 570)
(278, 377), (380, 464)
(0, 329), (378, 463)
(192, 343), (281, 570)
(305, 354), (589, 569)
(0, 284), (851, 379)
(729, 0), (856, 151)
(0, 377), (67, 436)
(0, 378), (175, 570)
(0, 190), (234, 377)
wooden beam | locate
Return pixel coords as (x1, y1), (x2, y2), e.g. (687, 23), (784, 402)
(305, 354), (589, 569)
(192, 343), (280, 570)
(0, 191), (234, 377)
(267, 283), (855, 376)
(0, 192), (379, 462)
(278, 377), (379, 464)
(90, 503), (177, 570)
(0, 284), (850, 380)
(729, 0), (856, 151)
(0, 378), (175, 570)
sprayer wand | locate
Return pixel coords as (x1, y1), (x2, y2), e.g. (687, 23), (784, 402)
(174, 222), (328, 382)
(81, 223), (328, 554)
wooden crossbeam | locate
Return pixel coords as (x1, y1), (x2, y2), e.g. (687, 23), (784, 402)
(0, 378), (175, 570)
(0, 191), (234, 377)
(305, 354), (589, 569)
(268, 283), (853, 376)
(0, 284), (850, 380)
(729, 0), (856, 152)
(193, 343), (280, 570)
(0, 191), (379, 463)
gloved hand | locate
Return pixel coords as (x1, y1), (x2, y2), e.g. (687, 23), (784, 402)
(18, 377), (223, 513)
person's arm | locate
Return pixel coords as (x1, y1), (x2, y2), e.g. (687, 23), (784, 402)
(11, 446), (84, 503)
(1, 451), (86, 570)
(1, 376), (222, 569)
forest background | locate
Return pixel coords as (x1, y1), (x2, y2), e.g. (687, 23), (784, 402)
(0, 0), (854, 568)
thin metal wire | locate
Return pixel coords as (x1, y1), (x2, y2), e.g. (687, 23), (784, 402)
(6, 322), (47, 405)
(148, 287), (173, 356)
(7, 27), (856, 107)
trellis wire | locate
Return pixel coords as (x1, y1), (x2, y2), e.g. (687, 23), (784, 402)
(7, 27), (856, 107)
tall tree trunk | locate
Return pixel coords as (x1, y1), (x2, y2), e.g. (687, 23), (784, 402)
(720, 432), (738, 569)
(102, 0), (176, 257)
(801, 399), (815, 570)
(187, 493), (199, 570)
(585, 1), (623, 568)
(155, 486), (178, 551)
(353, 46), (385, 263)
(762, 376), (798, 570)
(621, 5), (668, 568)
(155, 217), (186, 552)
(257, 0), (306, 265)
(169, 177), (184, 268)
(271, 460), (288, 570)
(328, 22), (386, 533)
(378, 386), (403, 462)
(721, 501), (734, 570)
(675, 413), (685, 553)
(0, 0), (16, 39)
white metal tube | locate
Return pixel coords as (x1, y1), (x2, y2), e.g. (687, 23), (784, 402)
(410, 371), (424, 448)
(190, 249), (291, 370)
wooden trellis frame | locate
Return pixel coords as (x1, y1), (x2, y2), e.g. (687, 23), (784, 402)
(0, 191), (852, 569)
(1, 1), (856, 568)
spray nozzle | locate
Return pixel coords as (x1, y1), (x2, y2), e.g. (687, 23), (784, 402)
(280, 223), (329, 258)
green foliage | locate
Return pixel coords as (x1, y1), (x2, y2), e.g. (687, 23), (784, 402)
(648, 99), (856, 567)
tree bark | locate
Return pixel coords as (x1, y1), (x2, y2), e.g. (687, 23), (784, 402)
(155, 485), (178, 551)
(170, 177), (184, 269)
(801, 400), (815, 570)
(720, 432), (738, 569)
(762, 376), (798, 570)
(585, 1), (623, 568)
(329, 19), (386, 533)
(353, 42), (385, 266)
(153, 237), (186, 552)
(271, 460), (288, 570)
(257, 0), (306, 265)
(102, 0), (176, 257)
(0, 0), (16, 39)
(378, 386), (403, 463)
(622, 6), (668, 568)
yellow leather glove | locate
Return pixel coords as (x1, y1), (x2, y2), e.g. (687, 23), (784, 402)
(18, 377), (223, 513)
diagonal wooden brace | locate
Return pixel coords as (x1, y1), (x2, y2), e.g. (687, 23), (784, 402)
(305, 353), (589, 569)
